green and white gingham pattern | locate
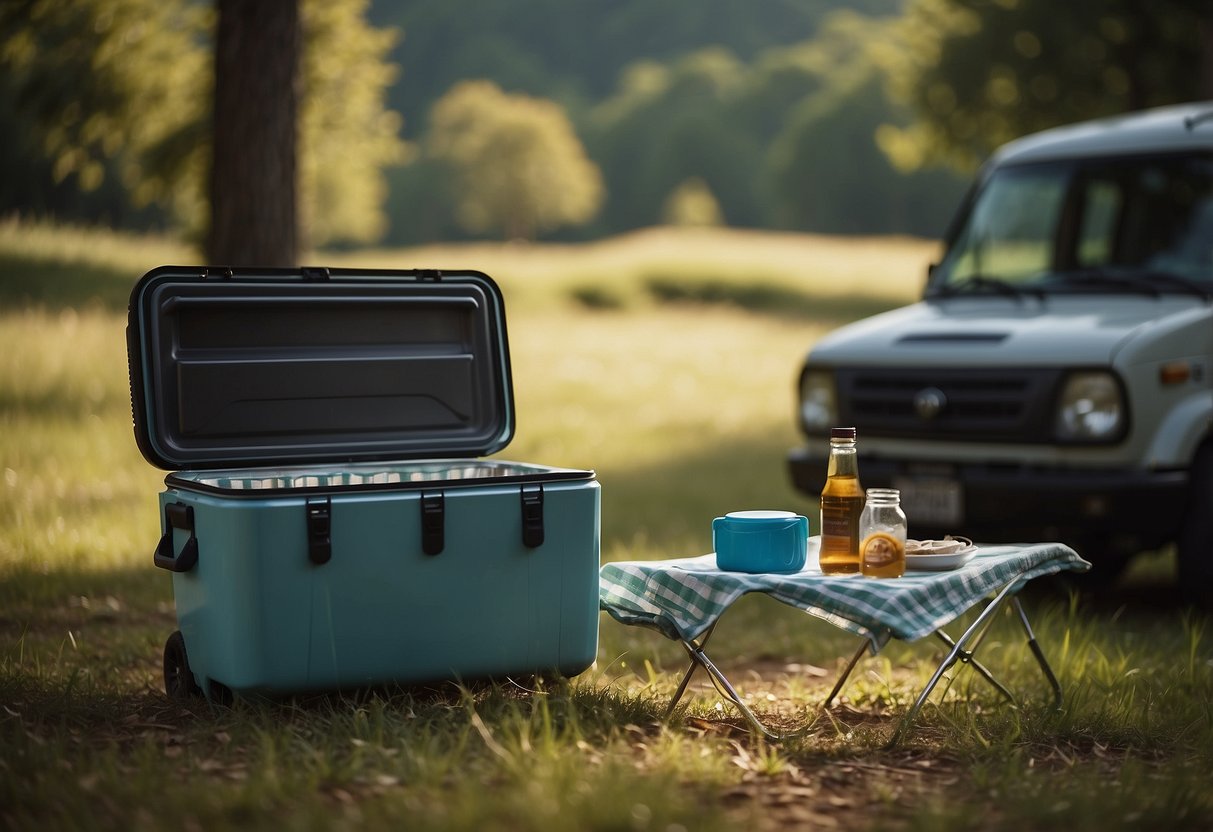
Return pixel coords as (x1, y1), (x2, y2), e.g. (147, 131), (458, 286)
(600, 542), (1089, 647)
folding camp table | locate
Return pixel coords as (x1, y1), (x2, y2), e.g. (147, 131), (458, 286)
(599, 539), (1089, 744)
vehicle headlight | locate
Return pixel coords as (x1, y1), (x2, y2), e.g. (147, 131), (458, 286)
(799, 369), (838, 433)
(1054, 371), (1126, 442)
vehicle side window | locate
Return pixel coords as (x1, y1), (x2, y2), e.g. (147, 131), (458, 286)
(1076, 180), (1121, 268)
(1139, 157), (1213, 276)
(1080, 155), (1213, 275)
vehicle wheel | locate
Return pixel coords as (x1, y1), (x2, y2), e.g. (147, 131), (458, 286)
(163, 631), (203, 700)
(1177, 443), (1213, 608)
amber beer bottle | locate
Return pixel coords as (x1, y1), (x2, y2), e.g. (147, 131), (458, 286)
(819, 426), (864, 574)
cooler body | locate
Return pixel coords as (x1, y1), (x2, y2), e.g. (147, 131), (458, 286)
(157, 460), (600, 698)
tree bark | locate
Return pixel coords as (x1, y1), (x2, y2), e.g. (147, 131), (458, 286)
(1202, 5), (1213, 100)
(208, 0), (300, 266)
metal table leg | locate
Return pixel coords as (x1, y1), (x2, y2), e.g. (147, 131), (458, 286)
(682, 639), (786, 740)
(1013, 596), (1063, 708)
(888, 581), (1021, 746)
(664, 623), (716, 720)
(933, 630), (1016, 705)
(666, 621), (825, 741)
(821, 639), (871, 708)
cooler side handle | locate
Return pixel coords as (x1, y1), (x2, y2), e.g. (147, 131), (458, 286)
(153, 502), (199, 573)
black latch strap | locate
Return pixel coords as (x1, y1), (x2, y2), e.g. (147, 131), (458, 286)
(421, 492), (445, 555)
(306, 497), (332, 565)
(521, 485), (544, 548)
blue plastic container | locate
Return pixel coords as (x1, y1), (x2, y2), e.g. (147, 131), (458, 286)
(129, 268), (600, 701)
(713, 510), (809, 573)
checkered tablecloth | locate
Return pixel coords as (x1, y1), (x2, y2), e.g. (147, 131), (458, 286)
(599, 540), (1089, 648)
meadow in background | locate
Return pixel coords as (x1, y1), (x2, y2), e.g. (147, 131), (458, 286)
(2, 221), (1210, 830)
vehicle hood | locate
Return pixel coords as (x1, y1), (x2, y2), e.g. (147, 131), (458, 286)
(809, 295), (1208, 367)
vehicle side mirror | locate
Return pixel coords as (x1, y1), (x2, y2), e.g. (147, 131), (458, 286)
(924, 262), (939, 296)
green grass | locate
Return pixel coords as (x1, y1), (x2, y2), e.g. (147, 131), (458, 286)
(1, 221), (1210, 831)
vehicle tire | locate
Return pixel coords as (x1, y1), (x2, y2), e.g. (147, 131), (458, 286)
(163, 630), (203, 700)
(1177, 442), (1213, 608)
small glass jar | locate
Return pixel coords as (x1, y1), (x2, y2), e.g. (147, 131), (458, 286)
(859, 488), (907, 578)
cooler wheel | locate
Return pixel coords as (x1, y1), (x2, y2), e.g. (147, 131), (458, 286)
(163, 630), (203, 700)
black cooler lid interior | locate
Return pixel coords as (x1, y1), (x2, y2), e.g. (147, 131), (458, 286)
(128, 267), (516, 470)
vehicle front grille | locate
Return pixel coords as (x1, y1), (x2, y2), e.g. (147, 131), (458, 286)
(835, 367), (1063, 441)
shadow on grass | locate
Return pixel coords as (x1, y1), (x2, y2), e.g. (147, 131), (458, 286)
(0, 385), (131, 421)
(0, 563), (166, 612)
(642, 272), (904, 321)
(568, 284), (627, 310)
(0, 253), (139, 312)
(1024, 567), (1207, 619)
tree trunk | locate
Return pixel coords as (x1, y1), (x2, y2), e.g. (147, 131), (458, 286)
(208, 0), (300, 266)
(1202, 6), (1213, 100)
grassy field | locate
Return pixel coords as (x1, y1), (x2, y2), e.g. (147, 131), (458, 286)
(1, 220), (1210, 831)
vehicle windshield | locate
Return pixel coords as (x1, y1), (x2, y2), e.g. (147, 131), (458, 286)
(929, 152), (1213, 297)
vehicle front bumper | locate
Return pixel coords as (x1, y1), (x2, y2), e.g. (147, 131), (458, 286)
(787, 447), (1188, 549)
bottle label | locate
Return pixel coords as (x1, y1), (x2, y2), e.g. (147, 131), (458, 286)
(861, 532), (904, 566)
(821, 512), (852, 539)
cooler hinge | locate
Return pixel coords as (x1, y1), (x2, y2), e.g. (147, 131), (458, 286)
(306, 497), (332, 565)
(521, 485), (544, 548)
(301, 266), (331, 281)
(203, 267), (234, 280)
(415, 269), (443, 281)
(421, 491), (445, 555)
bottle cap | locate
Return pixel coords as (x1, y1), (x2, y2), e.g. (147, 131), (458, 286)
(830, 426), (857, 439)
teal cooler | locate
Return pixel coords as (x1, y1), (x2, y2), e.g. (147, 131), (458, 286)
(127, 267), (600, 702)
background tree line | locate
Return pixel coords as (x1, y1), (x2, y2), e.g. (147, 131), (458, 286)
(3, 0), (1210, 252)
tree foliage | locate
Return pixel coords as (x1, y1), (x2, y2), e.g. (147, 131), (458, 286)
(587, 48), (763, 231)
(580, 11), (965, 240)
(370, 0), (897, 138)
(426, 81), (603, 240)
(0, 0), (207, 218)
(0, 0), (404, 247)
(662, 178), (724, 227)
(299, 0), (407, 246)
(766, 12), (966, 236)
(886, 0), (1213, 171)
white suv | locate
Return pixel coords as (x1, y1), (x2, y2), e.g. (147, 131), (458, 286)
(788, 102), (1213, 603)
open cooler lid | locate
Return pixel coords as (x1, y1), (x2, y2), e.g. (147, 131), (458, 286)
(128, 266), (515, 470)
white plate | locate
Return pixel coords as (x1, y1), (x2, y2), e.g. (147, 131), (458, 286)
(905, 545), (978, 571)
